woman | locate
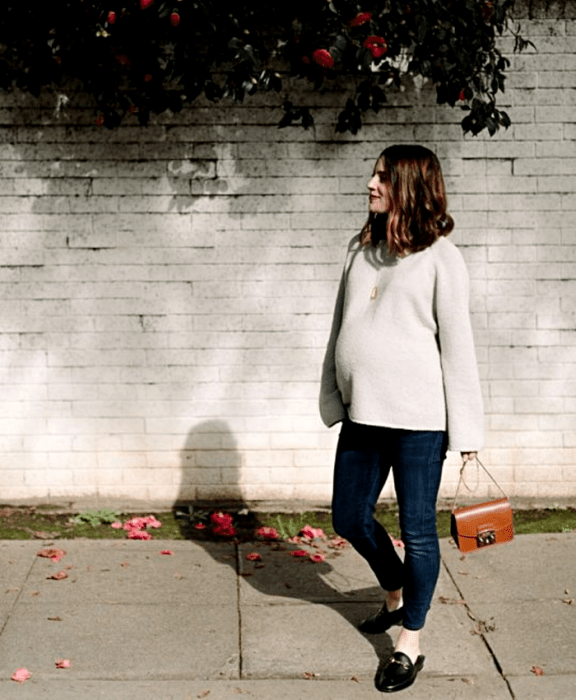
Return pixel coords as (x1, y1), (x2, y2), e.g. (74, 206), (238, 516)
(319, 144), (484, 693)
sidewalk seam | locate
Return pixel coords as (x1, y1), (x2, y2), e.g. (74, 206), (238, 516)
(0, 548), (37, 639)
(235, 543), (244, 680)
(441, 557), (516, 700)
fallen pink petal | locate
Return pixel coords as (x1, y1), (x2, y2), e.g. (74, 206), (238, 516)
(127, 530), (153, 540)
(160, 550), (174, 555)
(11, 668), (31, 683)
(47, 571), (68, 580)
(195, 522), (207, 530)
(300, 525), (326, 540)
(144, 515), (162, 529)
(110, 521), (123, 529)
(55, 659), (71, 669)
(390, 537), (405, 548)
(247, 552), (262, 561)
(37, 547), (66, 562)
(290, 549), (309, 557)
(309, 552), (326, 563)
(287, 536), (301, 544)
(255, 526), (279, 540)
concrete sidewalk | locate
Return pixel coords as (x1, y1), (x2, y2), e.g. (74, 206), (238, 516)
(0, 531), (574, 699)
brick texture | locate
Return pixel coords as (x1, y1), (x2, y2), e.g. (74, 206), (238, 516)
(0, 15), (575, 507)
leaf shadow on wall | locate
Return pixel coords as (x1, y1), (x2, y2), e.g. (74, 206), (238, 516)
(174, 419), (393, 684)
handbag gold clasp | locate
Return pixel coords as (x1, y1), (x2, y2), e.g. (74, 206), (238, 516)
(477, 529), (496, 547)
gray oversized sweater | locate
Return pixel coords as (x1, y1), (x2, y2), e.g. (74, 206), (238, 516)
(319, 234), (484, 452)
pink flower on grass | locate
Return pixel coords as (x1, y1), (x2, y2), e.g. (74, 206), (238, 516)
(290, 549), (309, 558)
(55, 659), (71, 669)
(123, 517), (148, 531)
(144, 515), (162, 529)
(300, 525), (326, 540)
(247, 552), (262, 561)
(309, 552), (326, 563)
(255, 526), (279, 540)
(121, 515), (162, 538)
(11, 668), (31, 683)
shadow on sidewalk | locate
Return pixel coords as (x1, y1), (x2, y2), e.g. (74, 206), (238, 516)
(173, 420), (394, 683)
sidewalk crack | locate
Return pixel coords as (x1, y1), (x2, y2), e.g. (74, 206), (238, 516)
(441, 557), (516, 700)
(235, 543), (243, 680)
(0, 548), (37, 638)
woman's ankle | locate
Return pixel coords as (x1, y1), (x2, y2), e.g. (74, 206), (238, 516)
(386, 589), (403, 612)
(395, 627), (421, 663)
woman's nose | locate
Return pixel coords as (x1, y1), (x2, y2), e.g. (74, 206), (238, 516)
(367, 175), (377, 190)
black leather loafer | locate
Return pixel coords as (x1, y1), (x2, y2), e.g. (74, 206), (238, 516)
(375, 652), (425, 693)
(358, 603), (404, 634)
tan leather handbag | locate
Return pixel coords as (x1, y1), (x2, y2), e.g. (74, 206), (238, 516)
(450, 457), (514, 553)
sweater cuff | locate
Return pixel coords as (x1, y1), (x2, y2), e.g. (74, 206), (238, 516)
(319, 392), (347, 428)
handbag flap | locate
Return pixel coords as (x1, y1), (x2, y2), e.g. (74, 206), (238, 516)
(452, 498), (513, 540)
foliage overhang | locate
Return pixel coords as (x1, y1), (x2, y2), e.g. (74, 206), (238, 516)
(0, 0), (535, 136)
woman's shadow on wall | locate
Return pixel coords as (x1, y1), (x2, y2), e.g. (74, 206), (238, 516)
(174, 419), (396, 680)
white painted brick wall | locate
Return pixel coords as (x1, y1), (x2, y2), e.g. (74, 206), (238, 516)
(0, 14), (574, 507)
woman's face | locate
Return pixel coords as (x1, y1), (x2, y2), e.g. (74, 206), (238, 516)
(367, 157), (391, 215)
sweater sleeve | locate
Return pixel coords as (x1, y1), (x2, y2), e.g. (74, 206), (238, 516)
(434, 240), (485, 452)
(319, 269), (347, 427)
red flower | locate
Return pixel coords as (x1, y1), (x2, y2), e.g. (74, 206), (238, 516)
(107, 11), (116, 24)
(255, 526), (279, 540)
(290, 549), (309, 557)
(140, 0), (154, 8)
(213, 524), (237, 537)
(170, 12), (180, 26)
(312, 49), (334, 69)
(210, 512), (233, 526)
(363, 35), (388, 59)
(309, 552), (326, 563)
(144, 74), (153, 82)
(350, 12), (372, 27)
(459, 89), (466, 101)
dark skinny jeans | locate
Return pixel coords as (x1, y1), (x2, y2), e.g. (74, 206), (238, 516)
(332, 420), (448, 631)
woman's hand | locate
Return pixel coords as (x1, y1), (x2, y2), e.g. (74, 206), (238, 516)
(460, 451), (477, 463)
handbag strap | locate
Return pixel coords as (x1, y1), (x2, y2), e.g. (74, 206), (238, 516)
(451, 456), (508, 512)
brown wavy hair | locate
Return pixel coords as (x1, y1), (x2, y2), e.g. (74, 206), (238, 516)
(360, 144), (454, 256)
